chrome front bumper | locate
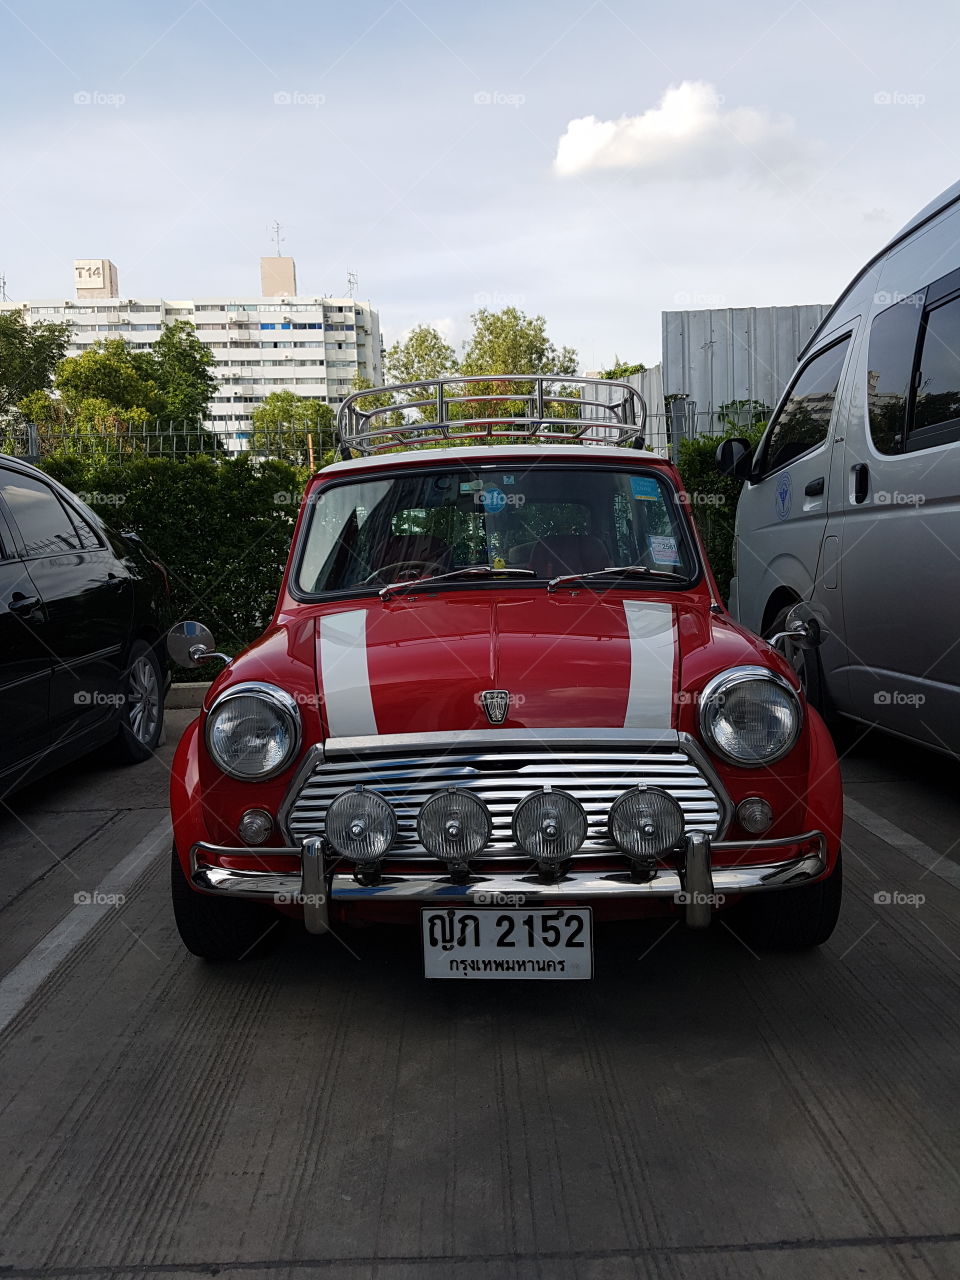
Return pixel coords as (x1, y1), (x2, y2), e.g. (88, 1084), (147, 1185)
(189, 832), (829, 934)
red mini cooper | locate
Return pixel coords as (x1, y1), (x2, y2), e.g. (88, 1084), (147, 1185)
(169, 376), (843, 977)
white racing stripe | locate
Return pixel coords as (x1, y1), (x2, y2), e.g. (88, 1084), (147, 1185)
(623, 601), (677, 728)
(319, 609), (378, 738)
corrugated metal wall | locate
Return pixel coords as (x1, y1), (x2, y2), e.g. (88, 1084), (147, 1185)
(661, 305), (831, 425)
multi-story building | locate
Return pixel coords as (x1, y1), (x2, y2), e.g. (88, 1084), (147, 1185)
(1, 258), (384, 451)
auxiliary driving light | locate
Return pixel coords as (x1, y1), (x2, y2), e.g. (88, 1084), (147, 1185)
(737, 797), (774, 834)
(608, 786), (685, 864)
(512, 786), (587, 866)
(237, 808), (273, 845)
(417, 787), (492, 868)
(325, 785), (397, 864)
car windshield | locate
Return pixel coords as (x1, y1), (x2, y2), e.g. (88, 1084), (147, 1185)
(295, 464), (698, 595)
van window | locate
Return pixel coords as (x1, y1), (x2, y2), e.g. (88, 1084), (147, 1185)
(867, 297), (924, 454)
(910, 294), (960, 449)
(754, 338), (851, 478)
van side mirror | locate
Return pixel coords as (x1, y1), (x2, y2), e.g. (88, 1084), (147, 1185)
(167, 620), (231, 669)
(769, 602), (827, 653)
(715, 437), (754, 480)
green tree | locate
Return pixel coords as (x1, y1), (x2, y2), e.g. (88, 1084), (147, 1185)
(0, 310), (71, 417)
(459, 307), (577, 378)
(142, 320), (219, 428)
(601, 357), (646, 380)
(250, 391), (335, 467)
(384, 325), (457, 385)
(54, 338), (163, 416)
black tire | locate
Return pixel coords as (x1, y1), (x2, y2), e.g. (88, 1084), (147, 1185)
(764, 604), (829, 718)
(170, 846), (283, 961)
(113, 639), (165, 764)
(732, 854), (843, 950)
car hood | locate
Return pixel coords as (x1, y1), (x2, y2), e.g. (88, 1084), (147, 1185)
(312, 589), (756, 738)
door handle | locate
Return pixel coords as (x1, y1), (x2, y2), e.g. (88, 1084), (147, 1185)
(7, 593), (41, 615)
(852, 463), (870, 505)
(804, 477), (825, 497)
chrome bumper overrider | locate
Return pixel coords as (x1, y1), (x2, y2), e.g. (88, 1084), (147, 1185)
(189, 832), (828, 933)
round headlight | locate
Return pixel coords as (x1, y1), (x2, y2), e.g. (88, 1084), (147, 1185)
(206, 683), (301, 780)
(417, 788), (492, 866)
(699, 667), (802, 766)
(325, 785), (397, 863)
(608, 786), (685, 863)
(513, 787), (587, 865)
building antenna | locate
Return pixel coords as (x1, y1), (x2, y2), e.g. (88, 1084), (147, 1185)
(0, 273), (8, 302)
(347, 270), (358, 298)
(270, 220), (285, 256)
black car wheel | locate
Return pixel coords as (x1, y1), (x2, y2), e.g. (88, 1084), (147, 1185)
(170, 846), (283, 961)
(729, 853), (843, 950)
(114, 640), (164, 763)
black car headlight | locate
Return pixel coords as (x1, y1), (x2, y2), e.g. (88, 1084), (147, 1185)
(205, 682), (302, 779)
(699, 666), (802, 766)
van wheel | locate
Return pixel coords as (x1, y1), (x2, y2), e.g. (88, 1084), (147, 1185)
(170, 846), (282, 961)
(764, 605), (828, 717)
(730, 854), (843, 950)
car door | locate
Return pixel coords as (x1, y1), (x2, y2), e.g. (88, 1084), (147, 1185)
(836, 259), (960, 752)
(733, 334), (854, 636)
(0, 467), (133, 744)
(0, 505), (52, 778)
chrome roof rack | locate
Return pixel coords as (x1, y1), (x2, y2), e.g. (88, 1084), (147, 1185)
(335, 374), (646, 457)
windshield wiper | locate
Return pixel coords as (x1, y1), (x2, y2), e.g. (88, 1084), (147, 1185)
(379, 564), (535, 599)
(547, 565), (683, 592)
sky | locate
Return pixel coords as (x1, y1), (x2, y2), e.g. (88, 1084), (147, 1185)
(0, 0), (958, 371)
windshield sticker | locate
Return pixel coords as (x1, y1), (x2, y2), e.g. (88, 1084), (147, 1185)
(650, 535), (682, 566)
(631, 476), (660, 501)
(501, 474), (515, 485)
(775, 472), (793, 520)
(478, 487), (508, 512)
(460, 479), (483, 494)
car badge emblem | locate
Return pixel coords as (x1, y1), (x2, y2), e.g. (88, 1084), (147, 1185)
(480, 689), (510, 725)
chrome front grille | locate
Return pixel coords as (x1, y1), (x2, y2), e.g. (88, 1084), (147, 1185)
(284, 742), (727, 857)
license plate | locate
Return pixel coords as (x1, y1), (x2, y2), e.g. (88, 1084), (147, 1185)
(421, 907), (593, 980)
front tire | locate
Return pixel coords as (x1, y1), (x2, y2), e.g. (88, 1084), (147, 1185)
(171, 846), (282, 961)
(731, 853), (843, 950)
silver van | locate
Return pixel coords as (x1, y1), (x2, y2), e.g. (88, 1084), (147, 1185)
(719, 179), (960, 756)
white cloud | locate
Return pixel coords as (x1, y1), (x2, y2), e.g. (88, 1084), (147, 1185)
(553, 81), (811, 183)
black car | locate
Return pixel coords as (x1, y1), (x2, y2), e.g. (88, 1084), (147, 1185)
(0, 455), (171, 794)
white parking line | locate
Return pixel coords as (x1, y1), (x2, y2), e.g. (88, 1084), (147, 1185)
(0, 817), (171, 1037)
(844, 796), (960, 889)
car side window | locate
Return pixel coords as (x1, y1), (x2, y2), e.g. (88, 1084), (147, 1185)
(910, 293), (960, 450)
(754, 338), (851, 479)
(866, 295), (925, 454)
(0, 470), (84, 557)
(64, 504), (103, 551)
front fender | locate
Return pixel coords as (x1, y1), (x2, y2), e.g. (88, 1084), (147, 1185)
(170, 716), (206, 875)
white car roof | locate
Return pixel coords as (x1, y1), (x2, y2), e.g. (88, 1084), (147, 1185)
(319, 443), (667, 477)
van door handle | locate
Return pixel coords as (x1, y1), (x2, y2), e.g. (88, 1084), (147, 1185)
(852, 463), (870, 505)
(804, 477), (825, 496)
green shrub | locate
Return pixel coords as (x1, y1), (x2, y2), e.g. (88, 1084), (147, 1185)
(40, 454), (310, 664)
(676, 426), (764, 602)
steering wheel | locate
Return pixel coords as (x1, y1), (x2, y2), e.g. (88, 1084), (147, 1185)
(362, 559), (446, 585)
